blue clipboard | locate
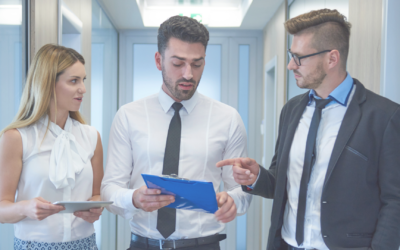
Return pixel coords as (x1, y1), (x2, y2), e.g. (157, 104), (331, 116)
(141, 174), (218, 214)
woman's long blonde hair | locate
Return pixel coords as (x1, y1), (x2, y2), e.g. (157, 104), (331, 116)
(0, 44), (86, 137)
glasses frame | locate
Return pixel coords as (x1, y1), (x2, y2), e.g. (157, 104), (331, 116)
(287, 49), (333, 66)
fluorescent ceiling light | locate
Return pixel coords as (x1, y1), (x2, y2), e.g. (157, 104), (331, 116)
(138, 0), (252, 27)
(0, 5), (22, 25)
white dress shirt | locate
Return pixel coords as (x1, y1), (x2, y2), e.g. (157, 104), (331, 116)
(15, 115), (98, 242)
(282, 83), (356, 250)
(101, 89), (252, 240)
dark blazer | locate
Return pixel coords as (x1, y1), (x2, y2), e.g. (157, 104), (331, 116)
(244, 79), (400, 250)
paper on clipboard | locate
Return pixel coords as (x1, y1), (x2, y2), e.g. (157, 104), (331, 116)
(141, 174), (218, 214)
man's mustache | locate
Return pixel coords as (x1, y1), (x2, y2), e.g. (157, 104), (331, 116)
(293, 70), (302, 76)
(176, 78), (196, 84)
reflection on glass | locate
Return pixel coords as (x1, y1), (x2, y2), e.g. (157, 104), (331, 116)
(0, 0), (25, 248)
(0, 0), (23, 131)
(91, 0), (118, 249)
(133, 44), (162, 101)
(198, 44), (221, 101)
(237, 44), (249, 250)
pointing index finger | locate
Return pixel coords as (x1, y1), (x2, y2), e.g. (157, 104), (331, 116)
(216, 158), (237, 168)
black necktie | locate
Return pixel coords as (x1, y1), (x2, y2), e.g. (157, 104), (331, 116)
(157, 102), (183, 239)
(296, 98), (331, 246)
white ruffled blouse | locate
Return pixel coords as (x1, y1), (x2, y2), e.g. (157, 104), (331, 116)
(15, 115), (98, 242)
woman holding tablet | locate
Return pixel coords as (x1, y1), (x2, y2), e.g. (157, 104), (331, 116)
(0, 44), (103, 249)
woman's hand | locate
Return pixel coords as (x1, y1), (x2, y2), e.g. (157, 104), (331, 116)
(74, 195), (103, 223)
(23, 197), (65, 221)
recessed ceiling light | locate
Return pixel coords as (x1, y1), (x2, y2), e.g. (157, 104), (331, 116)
(137, 0), (252, 27)
(0, 5), (22, 25)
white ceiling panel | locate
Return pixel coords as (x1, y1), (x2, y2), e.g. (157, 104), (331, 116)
(98, 0), (284, 30)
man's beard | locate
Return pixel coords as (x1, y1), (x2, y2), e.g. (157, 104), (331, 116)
(161, 67), (200, 101)
(294, 62), (326, 90)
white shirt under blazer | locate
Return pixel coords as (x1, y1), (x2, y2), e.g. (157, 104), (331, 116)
(101, 89), (252, 240)
(15, 115), (98, 242)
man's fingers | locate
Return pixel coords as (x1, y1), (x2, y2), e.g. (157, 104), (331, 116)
(232, 165), (249, 175)
(233, 166), (254, 178)
(143, 188), (161, 195)
(233, 171), (254, 181)
(217, 193), (227, 206)
(215, 195), (233, 216)
(142, 200), (174, 211)
(140, 194), (175, 203)
(216, 158), (238, 168)
(215, 197), (236, 222)
(218, 205), (237, 223)
(242, 157), (256, 166)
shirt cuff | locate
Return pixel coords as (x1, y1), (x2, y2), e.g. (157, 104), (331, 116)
(122, 188), (137, 211)
(246, 169), (261, 190)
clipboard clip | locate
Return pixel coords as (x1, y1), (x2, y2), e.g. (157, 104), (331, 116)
(161, 174), (189, 181)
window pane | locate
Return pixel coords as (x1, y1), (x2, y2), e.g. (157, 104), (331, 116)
(198, 44), (221, 101)
(133, 44), (162, 101)
(0, 0), (24, 131)
(0, 0), (26, 248)
(237, 44), (249, 250)
(91, 0), (119, 248)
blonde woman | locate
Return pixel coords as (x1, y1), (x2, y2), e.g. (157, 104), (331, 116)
(0, 44), (103, 249)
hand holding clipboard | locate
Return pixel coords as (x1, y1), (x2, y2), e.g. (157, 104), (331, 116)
(141, 174), (218, 213)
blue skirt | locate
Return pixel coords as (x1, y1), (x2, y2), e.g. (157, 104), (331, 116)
(14, 233), (98, 250)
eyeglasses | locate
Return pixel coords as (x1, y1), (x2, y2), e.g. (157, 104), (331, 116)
(287, 49), (332, 66)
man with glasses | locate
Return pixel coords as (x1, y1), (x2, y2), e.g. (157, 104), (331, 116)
(218, 8), (400, 250)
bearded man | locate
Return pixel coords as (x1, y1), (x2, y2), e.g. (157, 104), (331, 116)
(101, 15), (252, 250)
(218, 9), (400, 250)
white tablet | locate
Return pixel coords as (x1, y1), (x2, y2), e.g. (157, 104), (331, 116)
(53, 201), (113, 213)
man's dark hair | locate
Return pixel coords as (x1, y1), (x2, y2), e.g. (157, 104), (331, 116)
(157, 15), (209, 55)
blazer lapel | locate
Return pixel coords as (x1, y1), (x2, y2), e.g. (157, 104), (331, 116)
(270, 92), (309, 247)
(323, 79), (367, 189)
(277, 92), (309, 181)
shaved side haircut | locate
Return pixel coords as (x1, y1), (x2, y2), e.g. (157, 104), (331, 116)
(285, 9), (352, 70)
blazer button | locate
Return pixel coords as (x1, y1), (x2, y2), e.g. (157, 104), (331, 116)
(322, 201), (327, 204)
(323, 235), (328, 238)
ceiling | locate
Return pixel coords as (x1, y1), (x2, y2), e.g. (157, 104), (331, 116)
(98, 0), (284, 30)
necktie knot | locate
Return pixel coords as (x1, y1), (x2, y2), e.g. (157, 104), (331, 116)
(315, 98), (331, 109)
(172, 102), (183, 112)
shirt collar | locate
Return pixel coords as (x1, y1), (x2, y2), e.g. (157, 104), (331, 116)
(308, 72), (354, 107)
(158, 88), (199, 114)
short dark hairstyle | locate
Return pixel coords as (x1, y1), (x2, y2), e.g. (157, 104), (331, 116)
(157, 15), (209, 55)
(284, 9), (352, 69)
